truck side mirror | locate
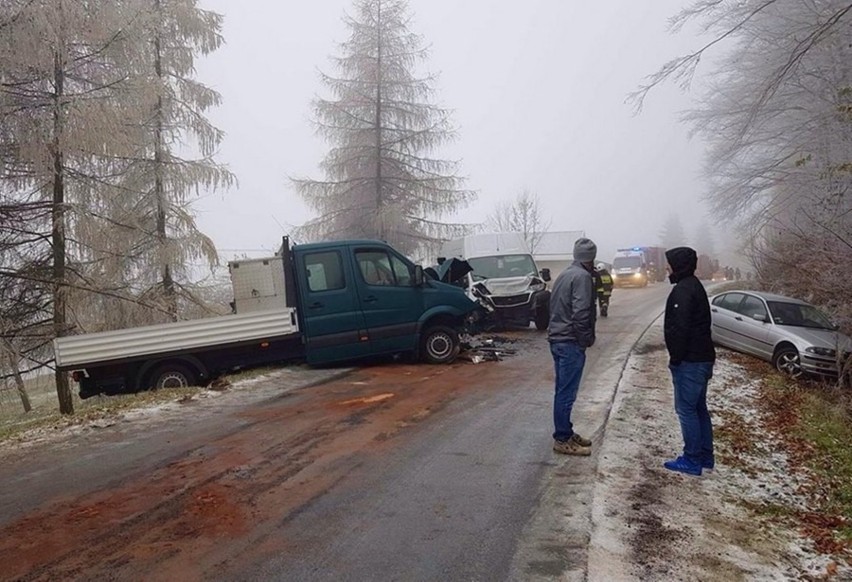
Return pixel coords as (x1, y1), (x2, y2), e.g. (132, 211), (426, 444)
(413, 265), (424, 286)
(540, 268), (551, 282)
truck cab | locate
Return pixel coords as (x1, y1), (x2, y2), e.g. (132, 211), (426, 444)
(438, 232), (551, 330)
(291, 239), (480, 365)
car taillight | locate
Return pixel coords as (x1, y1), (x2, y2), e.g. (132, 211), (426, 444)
(71, 371), (84, 382)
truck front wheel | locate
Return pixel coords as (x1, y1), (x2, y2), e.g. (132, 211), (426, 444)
(420, 325), (460, 365)
(149, 364), (197, 390)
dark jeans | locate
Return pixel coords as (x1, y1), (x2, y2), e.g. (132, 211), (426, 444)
(551, 341), (586, 441)
(669, 361), (714, 464)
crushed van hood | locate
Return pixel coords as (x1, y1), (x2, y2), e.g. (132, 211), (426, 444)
(475, 276), (536, 296)
(432, 257), (473, 284)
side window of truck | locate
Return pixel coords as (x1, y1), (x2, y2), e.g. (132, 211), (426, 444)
(357, 250), (396, 286)
(304, 251), (345, 292)
(390, 254), (413, 286)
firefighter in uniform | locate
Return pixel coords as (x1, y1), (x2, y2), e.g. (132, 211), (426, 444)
(594, 263), (614, 317)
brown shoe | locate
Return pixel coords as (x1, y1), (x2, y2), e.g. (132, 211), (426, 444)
(553, 438), (591, 456)
(570, 433), (592, 447)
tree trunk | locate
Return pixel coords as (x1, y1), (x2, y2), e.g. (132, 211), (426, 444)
(153, 1), (178, 321)
(374, 0), (384, 241)
(53, 47), (73, 415)
(3, 350), (31, 413)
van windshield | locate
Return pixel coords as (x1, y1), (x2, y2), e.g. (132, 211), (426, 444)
(468, 254), (537, 281)
(613, 256), (641, 269)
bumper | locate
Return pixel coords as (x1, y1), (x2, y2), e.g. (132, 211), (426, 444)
(801, 353), (847, 377)
(612, 273), (647, 287)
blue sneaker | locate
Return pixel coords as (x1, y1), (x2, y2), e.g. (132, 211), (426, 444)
(663, 456), (702, 476)
(701, 458), (715, 470)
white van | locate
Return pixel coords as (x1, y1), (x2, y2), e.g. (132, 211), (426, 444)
(438, 232), (551, 330)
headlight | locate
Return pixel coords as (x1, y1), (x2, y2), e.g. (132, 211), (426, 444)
(634, 273), (642, 278)
(805, 346), (836, 358)
(530, 282), (546, 292)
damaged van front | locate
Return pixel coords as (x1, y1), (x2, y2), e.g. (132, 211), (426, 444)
(436, 233), (551, 330)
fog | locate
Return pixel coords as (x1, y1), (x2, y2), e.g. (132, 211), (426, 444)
(194, 0), (733, 267)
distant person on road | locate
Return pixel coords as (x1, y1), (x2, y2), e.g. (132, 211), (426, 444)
(593, 263), (613, 317)
(663, 247), (716, 476)
(548, 237), (597, 456)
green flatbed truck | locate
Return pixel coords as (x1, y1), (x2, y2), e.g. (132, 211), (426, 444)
(54, 237), (481, 398)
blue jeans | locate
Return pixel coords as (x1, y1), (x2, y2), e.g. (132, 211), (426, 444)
(670, 361), (714, 465)
(551, 341), (586, 441)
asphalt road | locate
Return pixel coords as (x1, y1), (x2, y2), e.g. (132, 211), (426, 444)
(0, 283), (671, 582)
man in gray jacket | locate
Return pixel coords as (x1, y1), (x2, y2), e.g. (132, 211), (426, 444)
(548, 237), (597, 455)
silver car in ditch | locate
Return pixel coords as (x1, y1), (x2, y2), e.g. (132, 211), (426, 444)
(709, 290), (851, 378)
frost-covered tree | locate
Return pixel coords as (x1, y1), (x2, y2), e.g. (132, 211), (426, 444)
(108, 0), (233, 322)
(0, 0), (230, 413)
(484, 190), (551, 253)
(692, 221), (715, 259)
(659, 213), (687, 249)
(636, 0), (852, 337)
(0, 0), (144, 413)
(292, 0), (475, 256)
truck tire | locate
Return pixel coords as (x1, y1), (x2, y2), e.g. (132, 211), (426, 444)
(420, 325), (460, 365)
(149, 364), (197, 390)
(534, 304), (549, 331)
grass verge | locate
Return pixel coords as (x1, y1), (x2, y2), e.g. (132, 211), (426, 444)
(757, 371), (852, 558)
(0, 365), (290, 446)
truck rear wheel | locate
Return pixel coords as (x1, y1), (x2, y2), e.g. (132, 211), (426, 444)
(149, 364), (197, 390)
(420, 325), (460, 364)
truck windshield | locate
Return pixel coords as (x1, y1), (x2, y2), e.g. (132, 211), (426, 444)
(468, 254), (537, 281)
(613, 257), (641, 269)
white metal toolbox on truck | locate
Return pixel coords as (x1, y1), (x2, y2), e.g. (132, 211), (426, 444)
(229, 256), (289, 314)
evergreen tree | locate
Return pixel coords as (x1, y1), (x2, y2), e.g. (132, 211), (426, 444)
(659, 213), (687, 249)
(692, 221), (715, 259)
(292, 0), (474, 256)
(0, 0), (230, 412)
(92, 0), (233, 324)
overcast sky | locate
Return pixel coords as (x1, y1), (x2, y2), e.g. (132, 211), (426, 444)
(193, 0), (726, 265)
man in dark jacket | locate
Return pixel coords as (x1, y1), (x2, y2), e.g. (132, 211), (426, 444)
(548, 237), (597, 456)
(663, 246), (716, 476)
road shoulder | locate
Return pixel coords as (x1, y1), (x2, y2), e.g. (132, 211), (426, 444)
(588, 322), (842, 581)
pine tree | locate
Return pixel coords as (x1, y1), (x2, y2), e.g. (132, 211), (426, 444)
(659, 213), (687, 249)
(105, 0), (233, 323)
(293, 0), (474, 256)
(0, 0), (143, 413)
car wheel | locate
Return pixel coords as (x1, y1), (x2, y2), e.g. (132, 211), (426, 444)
(772, 346), (803, 378)
(420, 325), (460, 364)
(150, 364), (197, 390)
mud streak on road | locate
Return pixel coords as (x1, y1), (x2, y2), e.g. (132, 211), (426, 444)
(1, 336), (543, 581)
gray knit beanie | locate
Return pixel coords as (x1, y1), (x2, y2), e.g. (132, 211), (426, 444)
(573, 237), (597, 263)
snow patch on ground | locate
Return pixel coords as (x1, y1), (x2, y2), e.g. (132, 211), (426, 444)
(588, 323), (847, 581)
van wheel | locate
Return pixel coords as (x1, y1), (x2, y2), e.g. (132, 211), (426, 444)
(420, 326), (460, 364)
(150, 364), (197, 390)
(534, 305), (549, 331)
(772, 346), (803, 378)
